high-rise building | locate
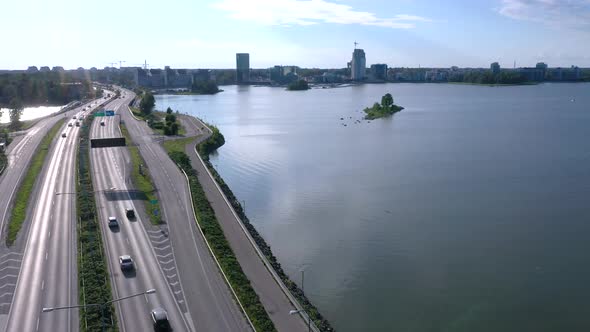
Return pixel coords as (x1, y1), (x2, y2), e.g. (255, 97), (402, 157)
(370, 64), (388, 80)
(236, 53), (250, 84)
(351, 49), (366, 80)
(490, 62), (500, 74)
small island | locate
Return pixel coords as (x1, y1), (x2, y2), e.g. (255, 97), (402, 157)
(191, 80), (222, 94)
(363, 93), (404, 120)
(287, 79), (310, 91)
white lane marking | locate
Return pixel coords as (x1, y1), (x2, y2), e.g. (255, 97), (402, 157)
(41, 280), (44, 290)
(0, 275), (18, 280)
(0, 252), (23, 259)
(0, 283), (16, 289)
(0, 266), (20, 273)
(48, 231), (51, 238)
(126, 237), (130, 245)
(45, 252), (48, 260)
(0, 258), (22, 264)
(36, 317), (39, 331)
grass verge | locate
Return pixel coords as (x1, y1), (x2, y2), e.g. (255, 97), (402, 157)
(77, 113), (117, 331)
(166, 148), (276, 332)
(6, 118), (65, 246)
(196, 123), (335, 332)
(162, 137), (196, 154)
(120, 123), (162, 224)
(0, 152), (7, 176)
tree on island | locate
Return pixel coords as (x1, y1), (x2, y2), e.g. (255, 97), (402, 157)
(287, 79), (309, 91)
(363, 93), (404, 120)
(191, 80), (220, 94)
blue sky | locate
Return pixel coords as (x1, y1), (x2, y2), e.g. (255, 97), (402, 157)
(3, 0), (590, 69)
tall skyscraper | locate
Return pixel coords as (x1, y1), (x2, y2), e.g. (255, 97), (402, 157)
(236, 53), (250, 84)
(351, 49), (366, 81)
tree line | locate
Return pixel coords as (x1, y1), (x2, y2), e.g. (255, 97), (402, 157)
(449, 71), (527, 84)
(0, 72), (99, 107)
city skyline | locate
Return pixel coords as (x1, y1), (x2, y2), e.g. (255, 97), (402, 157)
(2, 0), (590, 70)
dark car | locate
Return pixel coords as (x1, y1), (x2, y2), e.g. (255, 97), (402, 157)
(151, 307), (171, 331)
(125, 208), (135, 219)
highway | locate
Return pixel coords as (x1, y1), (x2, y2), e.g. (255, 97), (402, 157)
(89, 94), (193, 331)
(3, 100), (104, 332)
(118, 89), (251, 331)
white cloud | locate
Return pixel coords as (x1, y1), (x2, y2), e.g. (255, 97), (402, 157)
(211, 0), (431, 29)
(498, 0), (590, 29)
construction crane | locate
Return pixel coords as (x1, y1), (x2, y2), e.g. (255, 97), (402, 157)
(354, 41), (359, 49)
(118, 60), (126, 68)
(107, 62), (116, 68)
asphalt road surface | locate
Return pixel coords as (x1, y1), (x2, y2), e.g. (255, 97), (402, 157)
(3, 101), (104, 332)
(90, 95), (193, 331)
(119, 90), (251, 331)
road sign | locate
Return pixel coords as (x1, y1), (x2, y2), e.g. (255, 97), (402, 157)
(90, 137), (126, 148)
(105, 110), (115, 116)
(150, 199), (158, 205)
(95, 112), (105, 117)
(153, 209), (159, 216)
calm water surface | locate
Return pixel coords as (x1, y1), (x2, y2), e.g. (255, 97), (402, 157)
(0, 105), (63, 124)
(156, 83), (590, 332)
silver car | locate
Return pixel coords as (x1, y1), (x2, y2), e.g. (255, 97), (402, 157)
(119, 255), (134, 271)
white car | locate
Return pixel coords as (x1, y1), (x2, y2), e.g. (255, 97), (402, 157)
(119, 255), (134, 271)
(108, 216), (118, 228)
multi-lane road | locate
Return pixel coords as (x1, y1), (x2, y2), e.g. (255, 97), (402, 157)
(114, 91), (252, 331)
(90, 94), (194, 331)
(0, 87), (310, 332)
(2, 100), (104, 332)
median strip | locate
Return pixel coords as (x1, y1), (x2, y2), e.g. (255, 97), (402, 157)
(6, 118), (65, 246)
(120, 123), (162, 225)
(77, 113), (117, 331)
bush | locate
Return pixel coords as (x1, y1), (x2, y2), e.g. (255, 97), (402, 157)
(77, 114), (116, 331)
(165, 114), (176, 123)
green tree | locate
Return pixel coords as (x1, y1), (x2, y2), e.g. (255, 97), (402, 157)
(170, 122), (179, 135)
(166, 107), (173, 114)
(165, 113), (176, 123)
(287, 79), (309, 91)
(381, 93), (393, 109)
(8, 98), (23, 130)
(139, 92), (155, 115)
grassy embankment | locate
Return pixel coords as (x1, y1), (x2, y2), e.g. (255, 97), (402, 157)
(77, 113), (117, 331)
(6, 118), (65, 246)
(195, 125), (336, 332)
(120, 123), (162, 225)
(0, 153), (7, 175)
(163, 135), (277, 332)
(129, 107), (185, 136)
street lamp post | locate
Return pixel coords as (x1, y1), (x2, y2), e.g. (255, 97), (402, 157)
(289, 268), (311, 332)
(55, 187), (116, 196)
(42, 288), (156, 332)
(289, 309), (311, 332)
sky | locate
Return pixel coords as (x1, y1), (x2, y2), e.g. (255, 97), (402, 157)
(2, 0), (590, 69)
